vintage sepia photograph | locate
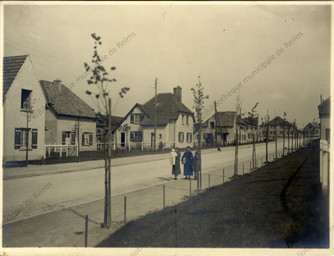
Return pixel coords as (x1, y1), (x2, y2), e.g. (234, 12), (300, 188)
(1, 2), (333, 256)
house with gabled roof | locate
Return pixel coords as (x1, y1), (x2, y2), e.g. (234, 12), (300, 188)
(197, 111), (237, 146)
(40, 79), (97, 153)
(3, 55), (46, 163)
(303, 122), (320, 142)
(115, 86), (194, 149)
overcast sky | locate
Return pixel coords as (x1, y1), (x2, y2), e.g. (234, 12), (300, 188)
(3, 3), (331, 128)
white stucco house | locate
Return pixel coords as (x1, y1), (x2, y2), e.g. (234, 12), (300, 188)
(3, 55), (46, 163)
(40, 80), (97, 155)
(115, 86), (194, 149)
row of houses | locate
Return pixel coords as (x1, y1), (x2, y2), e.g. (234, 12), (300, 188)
(2, 55), (320, 163)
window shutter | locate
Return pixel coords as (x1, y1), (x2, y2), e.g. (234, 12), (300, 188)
(89, 133), (93, 145)
(130, 131), (134, 141)
(15, 129), (22, 149)
(130, 114), (134, 124)
(82, 133), (85, 146)
(139, 131), (143, 142)
(62, 132), (66, 145)
(32, 129), (38, 149)
(178, 132), (181, 142)
(71, 132), (76, 145)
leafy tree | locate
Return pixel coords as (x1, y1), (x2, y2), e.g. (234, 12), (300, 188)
(84, 33), (130, 228)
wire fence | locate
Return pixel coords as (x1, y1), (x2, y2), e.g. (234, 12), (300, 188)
(76, 144), (301, 246)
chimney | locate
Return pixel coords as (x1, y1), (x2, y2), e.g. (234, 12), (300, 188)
(173, 86), (182, 103)
(53, 79), (62, 92)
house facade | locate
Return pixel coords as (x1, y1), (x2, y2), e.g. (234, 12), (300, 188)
(198, 111), (237, 146)
(259, 116), (299, 141)
(3, 55), (46, 162)
(115, 86), (194, 149)
(303, 122), (320, 144)
(197, 112), (257, 146)
(318, 97), (330, 193)
(40, 80), (97, 154)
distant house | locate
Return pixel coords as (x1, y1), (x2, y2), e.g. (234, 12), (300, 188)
(115, 86), (194, 149)
(3, 55), (46, 163)
(198, 111), (237, 146)
(197, 111), (257, 146)
(259, 116), (297, 141)
(40, 80), (97, 153)
(318, 96), (330, 193)
(96, 113), (123, 149)
(303, 122), (320, 143)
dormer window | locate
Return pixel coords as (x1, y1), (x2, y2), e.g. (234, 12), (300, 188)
(21, 89), (32, 110)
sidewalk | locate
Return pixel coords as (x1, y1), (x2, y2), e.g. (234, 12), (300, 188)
(2, 144), (317, 248)
(2, 142), (260, 180)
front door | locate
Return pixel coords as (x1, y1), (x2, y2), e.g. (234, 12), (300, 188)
(121, 132), (125, 147)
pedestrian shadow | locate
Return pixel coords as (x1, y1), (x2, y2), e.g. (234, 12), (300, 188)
(67, 208), (100, 225)
(157, 177), (173, 181)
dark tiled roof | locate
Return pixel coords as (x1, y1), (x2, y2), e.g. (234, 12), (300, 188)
(3, 55), (28, 103)
(205, 111), (236, 127)
(140, 93), (193, 126)
(40, 80), (96, 119)
(268, 116), (292, 127)
(318, 97), (330, 116)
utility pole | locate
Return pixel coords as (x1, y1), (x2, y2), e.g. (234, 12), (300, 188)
(214, 101), (218, 147)
(154, 78), (158, 151)
(265, 111), (269, 163)
(283, 112), (286, 156)
(234, 96), (241, 176)
(275, 123), (278, 159)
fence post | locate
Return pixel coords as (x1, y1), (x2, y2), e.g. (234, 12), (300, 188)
(189, 178), (191, 197)
(60, 145), (62, 158)
(223, 168), (225, 184)
(208, 174), (210, 188)
(48, 145), (51, 157)
(124, 196), (127, 223)
(142, 141), (144, 151)
(250, 161), (251, 172)
(163, 185), (165, 209)
(243, 163), (244, 175)
(85, 214), (88, 247)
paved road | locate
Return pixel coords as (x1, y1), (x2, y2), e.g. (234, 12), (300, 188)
(3, 141), (286, 224)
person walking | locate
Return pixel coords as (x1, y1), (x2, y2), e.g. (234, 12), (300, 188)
(181, 146), (193, 179)
(170, 148), (181, 180)
(192, 151), (200, 180)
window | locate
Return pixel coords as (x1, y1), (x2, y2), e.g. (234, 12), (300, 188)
(15, 128), (22, 149)
(159, 134), (162, 139)
(130, 131), (143, 142)
(21, 89), (32, 110)
(178, 132), (184, 143)
(186, 116), (189, 126)
(130, 114), (142, 124)
(326, 128), (330, 143)
(181, 115), (185, 125)
(14, 128), (37, 149)
(62, 131), (72, 145)
(82, 132), (93, 146)
(210, 122), (215, 129)
(187, 133), (192, 143)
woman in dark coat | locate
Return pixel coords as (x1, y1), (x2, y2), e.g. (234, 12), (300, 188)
(192, 151), (200, 180)
(181, 146), (193, 179)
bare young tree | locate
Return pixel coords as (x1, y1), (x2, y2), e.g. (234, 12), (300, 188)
(84, 33), (130, 228)
(247, 102), (258, 168)
(233, 95), (242, 177)
(191, 76), (209, 191)
(283, 112), (287, 156)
